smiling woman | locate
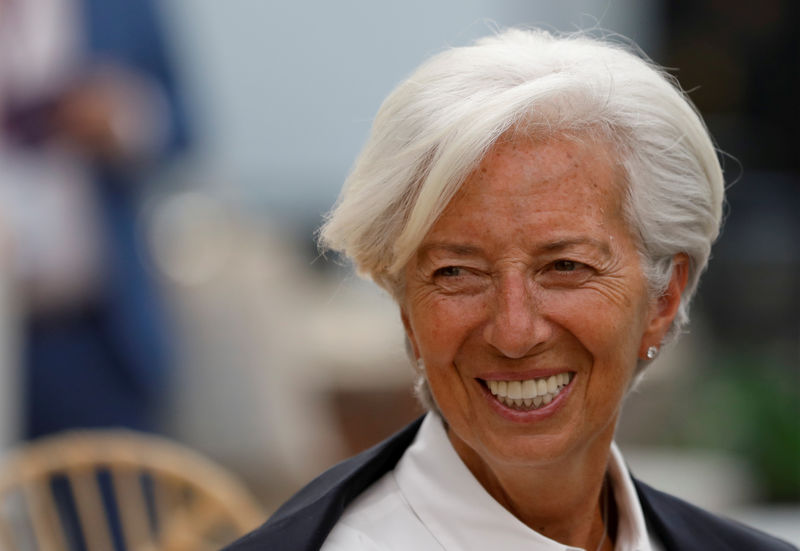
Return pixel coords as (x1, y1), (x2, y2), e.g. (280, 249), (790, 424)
(223, 29), (796, 551)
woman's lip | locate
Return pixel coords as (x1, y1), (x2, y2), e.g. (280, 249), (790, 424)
(477, 374), (575, 421)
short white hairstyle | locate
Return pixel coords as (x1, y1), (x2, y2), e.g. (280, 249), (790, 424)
(320, 28), (724, 383)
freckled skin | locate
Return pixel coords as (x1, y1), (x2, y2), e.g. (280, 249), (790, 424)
(400, 137), (684, 541)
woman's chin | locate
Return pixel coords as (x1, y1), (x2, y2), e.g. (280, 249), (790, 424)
(449, 422), (578, 475)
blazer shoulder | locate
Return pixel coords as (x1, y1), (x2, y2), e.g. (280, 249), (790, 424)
(635, 479), (797, 551)
(222, 417), (424, 551)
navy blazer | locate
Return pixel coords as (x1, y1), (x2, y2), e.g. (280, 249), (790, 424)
(224, 417), (796, 551)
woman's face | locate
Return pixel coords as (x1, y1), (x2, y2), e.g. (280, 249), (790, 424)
(401, 137), (675, 474)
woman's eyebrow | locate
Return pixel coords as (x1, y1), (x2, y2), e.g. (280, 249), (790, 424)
(541, 238), (612, 256)
(417, 242), (485, 259)
(418, 239), (613, 259)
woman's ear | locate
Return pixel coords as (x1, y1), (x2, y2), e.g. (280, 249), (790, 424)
(639, 253), (690, 358)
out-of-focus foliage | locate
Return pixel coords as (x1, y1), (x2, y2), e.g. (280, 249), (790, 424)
(682, 353), (800, 502)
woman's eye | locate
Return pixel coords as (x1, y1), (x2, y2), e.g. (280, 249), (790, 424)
(431, 266), (487, 294)
(433, 266), (463, 277)
(542, 260), (594, 287)
(553, 260), (581, 272)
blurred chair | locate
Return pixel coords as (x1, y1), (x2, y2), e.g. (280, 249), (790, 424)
(0, 430), (264, 551)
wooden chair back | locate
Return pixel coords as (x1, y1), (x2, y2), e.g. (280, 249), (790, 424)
(0, 430), (264, 551)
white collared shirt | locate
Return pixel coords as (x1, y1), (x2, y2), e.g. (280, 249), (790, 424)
(322, 414), (662, 550)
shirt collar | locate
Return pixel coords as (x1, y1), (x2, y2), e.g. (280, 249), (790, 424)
(394, 413), (653, 551)
(608, 440), (654, 550)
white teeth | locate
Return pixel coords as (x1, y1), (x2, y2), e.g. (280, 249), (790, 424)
(522, 379), (536, 397)
(536, 379), (548, 395)
(486, 373), (574, 409)
(547, 375), (558, 394)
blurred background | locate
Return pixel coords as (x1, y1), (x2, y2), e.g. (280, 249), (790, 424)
(0, 0), (797, 545)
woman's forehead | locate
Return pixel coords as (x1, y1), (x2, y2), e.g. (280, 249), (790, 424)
(416, 137), (633, 256)
(451, 138), (620, 212)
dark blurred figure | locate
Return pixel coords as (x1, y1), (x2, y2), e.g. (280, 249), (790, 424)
(663, 0), (799, 342)
(663, 0), (799, 501)
(0, 0), (189, 438)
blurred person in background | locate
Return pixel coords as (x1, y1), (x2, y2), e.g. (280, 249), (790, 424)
(0, 0), (189, 439)
(224, 29), (795, 551)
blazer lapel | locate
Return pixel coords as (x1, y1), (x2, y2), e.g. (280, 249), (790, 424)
(224, 416), (425, 551)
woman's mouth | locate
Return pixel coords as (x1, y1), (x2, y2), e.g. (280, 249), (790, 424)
(483, 373), (575, 411)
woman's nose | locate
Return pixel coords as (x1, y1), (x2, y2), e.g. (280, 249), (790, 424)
(482, 272), (551, 359)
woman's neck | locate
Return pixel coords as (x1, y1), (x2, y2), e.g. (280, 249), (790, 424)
(447, 424), (616, 550)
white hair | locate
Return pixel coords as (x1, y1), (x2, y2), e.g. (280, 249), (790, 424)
(319, 28), (725, 404)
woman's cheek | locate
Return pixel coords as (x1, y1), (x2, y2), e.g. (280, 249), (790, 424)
(417, 296), (486, 355)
